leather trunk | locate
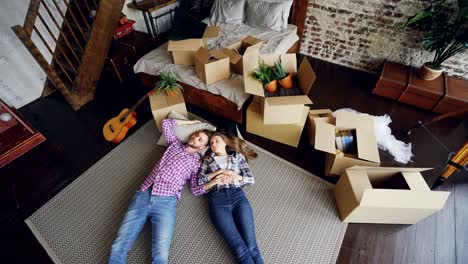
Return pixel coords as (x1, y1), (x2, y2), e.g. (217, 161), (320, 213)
(373, 61), (410, 100)
(433, 75), (468, 113)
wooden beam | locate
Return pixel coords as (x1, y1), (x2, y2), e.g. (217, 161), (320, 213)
(11, 25), (80, 110)
(73, 0), (126, 107)
(23, 0), (41, 36)
(290, 0), (308, 52)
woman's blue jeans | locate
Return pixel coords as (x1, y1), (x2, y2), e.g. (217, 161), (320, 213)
(109, 189), (177, 264)
(208, 188), (264, 264)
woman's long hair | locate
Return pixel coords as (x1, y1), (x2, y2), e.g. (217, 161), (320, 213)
(208, 132), (258, 162)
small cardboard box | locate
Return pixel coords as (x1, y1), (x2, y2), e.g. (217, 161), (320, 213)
(243, 51), (315, 125)
(223, 35), (263, 75)
(335, 166), (451, 224)
(167, 26), (220, 66)
(149, 92), (188, 132)
(194, 48), (230, 85)
(246, 97), (309, 147)
(314, 111), (380, 176)
(305, 109), (334, 146)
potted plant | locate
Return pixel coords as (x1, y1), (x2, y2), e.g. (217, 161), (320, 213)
(398, 0), (468, 80)
(252, 60), (277, 93)
(272, 59), (293, 89)
(154, 72), (183, 96)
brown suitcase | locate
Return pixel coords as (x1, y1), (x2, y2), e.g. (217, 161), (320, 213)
(398, 68), (445, 110)
(433, 75), (468, 113)
(373, 61), (410, 100)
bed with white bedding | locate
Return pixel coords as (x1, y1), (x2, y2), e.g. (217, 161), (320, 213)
(133, 20), (299, 109)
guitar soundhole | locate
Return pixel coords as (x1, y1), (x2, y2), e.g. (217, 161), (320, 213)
(109, 124), (115, 133)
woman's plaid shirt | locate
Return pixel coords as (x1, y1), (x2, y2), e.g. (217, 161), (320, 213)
(198, 151), (255, 191)
(140, 119), (206, 199)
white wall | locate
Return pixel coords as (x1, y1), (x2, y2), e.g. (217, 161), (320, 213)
(0, 0), (67, 109)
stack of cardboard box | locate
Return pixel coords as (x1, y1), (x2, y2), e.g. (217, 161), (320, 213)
(242, 49), (316, 147)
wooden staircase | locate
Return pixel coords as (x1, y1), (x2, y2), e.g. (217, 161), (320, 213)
(12, 0), (126, 110)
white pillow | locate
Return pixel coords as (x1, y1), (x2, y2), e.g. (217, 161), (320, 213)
(245, 0), (293, 32)
(157, 111), (216, 150)
(210, 0), (246, 25)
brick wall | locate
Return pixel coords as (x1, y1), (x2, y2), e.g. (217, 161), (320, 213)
(300, 0), (468, 79)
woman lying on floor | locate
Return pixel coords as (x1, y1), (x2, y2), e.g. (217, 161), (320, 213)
(197, 132), (264, 264)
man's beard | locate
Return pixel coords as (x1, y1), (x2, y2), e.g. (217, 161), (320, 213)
(187, 142), (198, 149)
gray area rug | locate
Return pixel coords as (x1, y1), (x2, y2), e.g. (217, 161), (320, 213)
(26, 119), (347, 264)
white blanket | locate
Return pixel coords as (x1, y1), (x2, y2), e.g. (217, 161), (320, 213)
(133, 21), (299, 109)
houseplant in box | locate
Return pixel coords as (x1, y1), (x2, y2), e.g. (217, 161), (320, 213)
(272, 59), (293, 89)
(398, 0), (468, 80)
(154, 72), (183, 96)
(252, 60), (277, 93)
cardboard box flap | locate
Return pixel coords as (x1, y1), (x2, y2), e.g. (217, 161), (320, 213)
(243, 48), (264, 97)
(297, 58), (316, 95)
(402, 171), (431, 191)
(243, 35), (263, 46)
(360, 189), (450, 209)
(195, 48), (227, 64)
(314, 122), (336, 154)
(202, 26), (220, 39)
(168, 39), (205, 51)
(335, 111), (372, 129)
(356, 126), (380, 163)
(222, 48), (242, 64)
(347, 166), (432, 174)
(210, 49), (228, 60)
(309, 109), (333, 116)
(194, 47), (212, 63)
(266, 95), (312, 106)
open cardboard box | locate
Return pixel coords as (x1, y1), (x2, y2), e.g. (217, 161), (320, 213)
(314, 111), (380, 176)
(223, 35), (263, 75)
(194, 48), (230, 85)
(335, 166), (451, 224)
(243, 50), (315, 125)
(305, 109), (334, 145)
(246, 96), (309, 147)
(167, 26), (220, 66)
(149, 92), (188, 132)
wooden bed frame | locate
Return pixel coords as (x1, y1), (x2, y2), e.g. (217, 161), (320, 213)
(139, 0), (308, 123)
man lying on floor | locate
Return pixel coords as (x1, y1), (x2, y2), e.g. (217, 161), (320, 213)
(108, 118), (231, 264)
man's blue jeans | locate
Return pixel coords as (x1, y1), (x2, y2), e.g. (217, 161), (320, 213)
(208, 188), (264, 264)
(109, 189), (177, 264)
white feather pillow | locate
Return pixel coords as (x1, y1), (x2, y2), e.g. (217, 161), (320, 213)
(245, 0), (293, 31)
(210, 0), (246, 25)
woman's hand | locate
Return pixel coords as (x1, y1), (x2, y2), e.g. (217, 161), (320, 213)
(207, 169), (229, 181)
(225, 170), (243, 182)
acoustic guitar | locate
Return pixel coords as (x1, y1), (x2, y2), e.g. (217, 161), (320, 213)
(103, 92), (152, 143)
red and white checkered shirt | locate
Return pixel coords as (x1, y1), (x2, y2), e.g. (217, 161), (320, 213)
(140, 119), (206, 199)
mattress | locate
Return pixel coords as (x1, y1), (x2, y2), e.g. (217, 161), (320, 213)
(133, 21), (299, 109)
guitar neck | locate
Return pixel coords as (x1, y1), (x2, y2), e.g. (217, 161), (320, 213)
(121, 93), (151, 120)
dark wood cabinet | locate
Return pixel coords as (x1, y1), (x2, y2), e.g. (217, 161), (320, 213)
(103, 31), (159, 83)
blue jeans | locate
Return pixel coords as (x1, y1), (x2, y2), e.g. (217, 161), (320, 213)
(109, 189), (177, 264)
(208, 188), (264, 264)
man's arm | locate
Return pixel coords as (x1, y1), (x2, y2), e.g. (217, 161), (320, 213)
(161, 118), (179, 145)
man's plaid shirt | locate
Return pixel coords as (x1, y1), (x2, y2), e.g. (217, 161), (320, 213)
(140, 118), (206, 199)
(198, 151), (255, 191)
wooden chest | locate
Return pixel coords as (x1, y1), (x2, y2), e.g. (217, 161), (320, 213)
(0, 100), (45, 168)
(373, 61), (410, 100)
(398, 68), (445, 110)
(433, 76), (468, 113)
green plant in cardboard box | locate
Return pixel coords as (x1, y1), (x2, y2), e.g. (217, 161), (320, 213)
(272, 59), (293, 89)
(154, 72), (184, 96)
(252, 60), (277, 93)
(398, 0), (468, 80)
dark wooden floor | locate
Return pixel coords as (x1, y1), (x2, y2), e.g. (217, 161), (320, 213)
(1, 57), (466, 264)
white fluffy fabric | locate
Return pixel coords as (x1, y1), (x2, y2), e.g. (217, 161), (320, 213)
(333, 108), (413, 164)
